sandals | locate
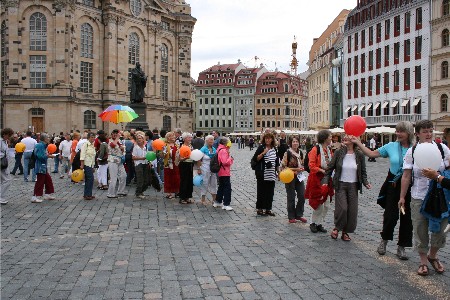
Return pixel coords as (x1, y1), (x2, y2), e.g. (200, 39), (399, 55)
(179, 199), (189, 204)
(265, 210), (275, 216)
(99, 186), (108, 190)
(417, 264), (429, 276)
(341, 232), (351, 241)
(428, 256), (445, 274)
(165, 194), (174, 199)
(256, 209), (264, 216)
(331, 228), (339, 240)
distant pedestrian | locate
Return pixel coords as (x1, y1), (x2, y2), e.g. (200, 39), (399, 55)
(31, 133), (56, 203)
(248, 136), (255, 151)
(59, 133), (72, 179)
(240, 136), (246, 149)
(192, 131), (205, 150)
(80, 133), (96, 200)
(96, 134), (109, 190)
(0, 128), (14, 204)
(368, 136), (377, 162)
(9, 134), (24, 176)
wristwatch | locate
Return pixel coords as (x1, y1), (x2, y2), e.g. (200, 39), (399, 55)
(436, 175), (442, 182)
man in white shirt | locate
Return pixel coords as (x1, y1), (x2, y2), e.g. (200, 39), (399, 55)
(76, 132), (88, 153)
(21, 131), (37, 182)
(369, 136), (377, 162)
(59, 133), (72, 178)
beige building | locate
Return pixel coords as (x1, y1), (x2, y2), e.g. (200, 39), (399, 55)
(430, 0), (450, 131)
(307, 9), (350, 130)
(0, 0), (195, 133)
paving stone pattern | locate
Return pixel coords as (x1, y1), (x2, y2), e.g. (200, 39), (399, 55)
(1, 145), (449, 299)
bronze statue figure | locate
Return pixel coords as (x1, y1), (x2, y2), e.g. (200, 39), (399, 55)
(130, 62), (147, 103)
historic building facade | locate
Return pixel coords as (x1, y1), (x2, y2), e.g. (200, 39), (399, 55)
(0, 0), (195, 133)
(430, 0), (450, 130)
(343, 0), (430, 127)
(254, 71), (307, 131)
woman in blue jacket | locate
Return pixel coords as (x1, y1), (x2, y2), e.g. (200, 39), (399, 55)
(32, 133), (56, 203)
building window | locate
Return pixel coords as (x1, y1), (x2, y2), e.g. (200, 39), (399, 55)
(376, 48), (381, 68)
(376, 74), (381, 95)
(385, 19), (390, 39)
(384, 45), (389, 67)
(376, 23), (381, 43)
(441, 94), (448, 112)
(162, 115), (172, 131)
(1, 21), (6, 57)
(443, 29), (449, 47)
(347, 36), (351, 53)
(394, 42), (400, 64)
(369, 26), (373, 45)
(128, 32), (140, 65)
(361, 78), (366, 97)
(361, 54), (365, 72)
(81, 23), (93, 58)
(394, 15), (400, 37)
(369, 50), (373, 70)
(404, 67), (410, 90)
(1, 61), (7, 88)
(384, 72), (389, 93)
(442, 61), (449, 79)
(416, 7), (422, 30)
(130, 0), (142, 17)
(394, 70), (400, 92)
(161, 43), (168, 73)
(30, 12), (47, 51)
(354, 79), (358, 98)
(444, 0), (449, 16)
(161, 75), (168, 101)
(368, 76), (373, 96)
(415, 36), (422, 59)
(31, 108), (44, 116)
(80, 62), (93, 93)
(404, 39), (410, 62)
(347, 81), (352, 99)
(354, 32), (359, 50)
(354, 55), (358, 74)
(347, 58), (351, 76)
(415, 65), (421, 89)
(84, 110), (96, 129)
(82, 0), (94, 6)
(361, 29), (365, 48)
(29, 55), (46, 88)
(405, 11), (411, 33)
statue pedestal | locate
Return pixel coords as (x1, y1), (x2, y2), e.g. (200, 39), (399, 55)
(126, 103), (149, 131)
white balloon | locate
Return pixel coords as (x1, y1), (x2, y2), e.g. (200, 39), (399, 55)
(414, 143), (442, 170)
(190, 149), (204, 161)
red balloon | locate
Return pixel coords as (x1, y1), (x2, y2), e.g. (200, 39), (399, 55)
(47, 144), (57, 154)
(344, 115), (367, 137)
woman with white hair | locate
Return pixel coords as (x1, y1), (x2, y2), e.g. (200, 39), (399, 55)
(31, 133), (56, 203)
(198, 135), (217, 205)
(351, 121), (414, 260)
(175, 132), (194, 204)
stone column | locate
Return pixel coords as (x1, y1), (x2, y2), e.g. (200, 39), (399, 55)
(102, 13), (117, 98)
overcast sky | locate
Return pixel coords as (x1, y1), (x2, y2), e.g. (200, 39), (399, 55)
(189, 0), (356, 79)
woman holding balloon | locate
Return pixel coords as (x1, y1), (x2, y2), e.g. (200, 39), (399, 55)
(198, 135), (217, 205)
(399, 120), (450, 276)
(175, 132), (194, 204)
(281, 135), (307, 224)
(163, 132), (180, 199)
(323, 134), (371, 241)
(351, 121), (414, 260)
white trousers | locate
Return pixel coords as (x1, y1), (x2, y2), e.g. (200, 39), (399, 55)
(107, 162), (126, 196)
(97, 164), (108, 186)
(199, 169), (217, 196)
(0, 169), (12, 202)
(311, 199), (330, 225)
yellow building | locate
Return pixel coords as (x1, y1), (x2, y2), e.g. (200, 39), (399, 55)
(0, 0), (195, 133)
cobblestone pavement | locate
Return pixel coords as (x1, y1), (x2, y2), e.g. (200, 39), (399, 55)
(1, 145), (450, 300)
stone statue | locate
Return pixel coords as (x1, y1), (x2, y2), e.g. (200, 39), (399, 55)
(130, 63), (147, 103)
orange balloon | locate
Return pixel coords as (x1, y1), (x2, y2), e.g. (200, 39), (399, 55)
(179, 145), (192, 158)
(152, 139), (165, 151)
(47, 144), (57, 154)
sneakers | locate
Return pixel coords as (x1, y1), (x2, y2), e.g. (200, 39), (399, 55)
(43, 194), (56, 200)
(31, 196), (43, 203)
(213, 202), (223, 208)
(222, 205), (233, 211)
(316, 224), (327, 233)
(0, 199), (8, 205)
(107, 195), (118, 199)
(310, 223), (318, 233)
(288, 219), (297, 223)
(60, 175), (64, 179)
(396, 246), (408, 260)
(377, 239), (388, 255)
(118, 193), (127, 197)
(136, 194), (146, 199)
(296, 217), (307, 223)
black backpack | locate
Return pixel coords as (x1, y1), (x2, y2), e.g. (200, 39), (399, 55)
(303, 145), (320, 173)
(210, 149), (223, 173)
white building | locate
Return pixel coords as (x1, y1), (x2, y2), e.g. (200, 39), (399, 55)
(342, 0), (430, 127)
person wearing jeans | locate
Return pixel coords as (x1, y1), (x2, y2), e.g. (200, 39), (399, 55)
(80, 133), (96, 200)
(215, 137), (234, 211)
(22, 131), (37, 182)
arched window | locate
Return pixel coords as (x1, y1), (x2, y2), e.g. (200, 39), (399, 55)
(161, 44), (168, 72)
(444, 0), (449, 16)
(442, 61), (449, 79)
(443, 29), (449, 47)
(128, 32), (139, 65)
(30, 12), (47, 51)
(1, 21), (6, 57)
(162, 115), (172, 131)
(441, 94), (448, 112)
(81, 23), (93, 58)
(84, 110), (96, 129)
(284, 84), (289, 92)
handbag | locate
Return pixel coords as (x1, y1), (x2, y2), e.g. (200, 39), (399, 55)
(422, 181), (448, 219)
(1, 156), (7, 170)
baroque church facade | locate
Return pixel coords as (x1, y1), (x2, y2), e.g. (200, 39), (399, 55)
(0, 0), (196, 133)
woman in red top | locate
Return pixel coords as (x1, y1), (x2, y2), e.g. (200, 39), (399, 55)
(305, 129), (333, 233)
(163, 132), (180, 199)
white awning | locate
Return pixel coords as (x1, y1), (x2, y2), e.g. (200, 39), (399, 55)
(359, 105), (365, 111)
(352, 105), (358, 111)
(345, 107), (351, 112)
(382, 101), (389, 109)
(373, 102), (380, 110)
(365, 103), (372, 111)
(413, 97), (421, 106)
(401, 99), (410, 107)
(391, 100), (399, 108)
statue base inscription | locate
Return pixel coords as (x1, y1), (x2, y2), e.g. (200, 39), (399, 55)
(125, 103), (149, 131)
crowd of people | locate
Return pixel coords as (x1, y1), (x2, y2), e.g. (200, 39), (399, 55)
(1, 120), (449, 276)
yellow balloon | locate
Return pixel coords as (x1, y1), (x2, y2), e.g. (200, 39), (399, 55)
(71, 169), (85, 183)
(227, 140), (232, 147)
(15, 142), (26, 153)
(279, 169), (295, 184)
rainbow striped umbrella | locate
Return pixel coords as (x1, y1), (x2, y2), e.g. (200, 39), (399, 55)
(99, 105), (139, 124)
